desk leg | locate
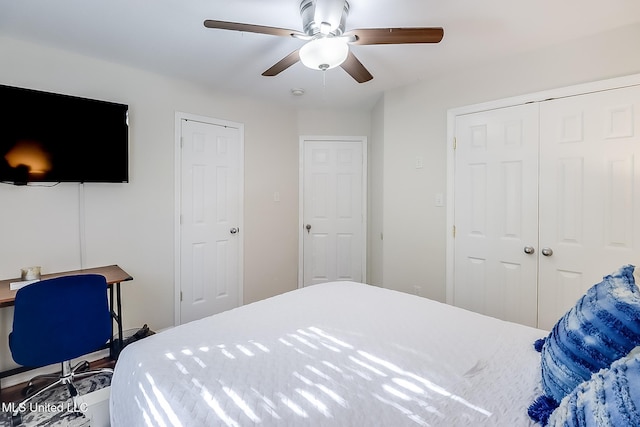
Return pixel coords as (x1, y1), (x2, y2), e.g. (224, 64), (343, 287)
(116, 282), (123, 355)
(110, 282), (124, 359)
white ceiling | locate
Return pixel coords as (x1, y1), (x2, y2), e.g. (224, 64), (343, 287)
(1, 0), (639, 109)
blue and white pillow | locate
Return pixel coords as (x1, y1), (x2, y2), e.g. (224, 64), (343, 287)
(547, 347), (640, 426)
(529, 265), (640, 424)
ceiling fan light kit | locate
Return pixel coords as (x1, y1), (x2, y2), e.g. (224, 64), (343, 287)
(299, 37), (349, 70)
(203, 0), (443, 83)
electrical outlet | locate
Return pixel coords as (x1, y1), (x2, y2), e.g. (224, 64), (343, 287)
(434, 193), (444, 207)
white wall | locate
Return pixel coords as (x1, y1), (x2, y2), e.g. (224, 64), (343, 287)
(368, 98), (384, 286)
(297, 108), (371, 136)
(380, 23), (640, 300)
(0, 36), (301, 370)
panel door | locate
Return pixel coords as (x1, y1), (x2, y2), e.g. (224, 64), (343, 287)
(180, 118), (242, 324)
(537, 85), (640, 329)
(302, 139), (365, 286)
(453, 103), (539, 327)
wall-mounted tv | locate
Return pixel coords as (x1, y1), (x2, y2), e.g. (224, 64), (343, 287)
(0, 84), (129, 185)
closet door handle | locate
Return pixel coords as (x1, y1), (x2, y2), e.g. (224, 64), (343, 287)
(541, 247), (553, 257)
(523, 246), (535, 255)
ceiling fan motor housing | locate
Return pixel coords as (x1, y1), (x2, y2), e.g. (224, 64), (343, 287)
(300, 0), (349, 37)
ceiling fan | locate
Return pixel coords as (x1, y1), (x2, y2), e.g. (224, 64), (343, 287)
(204, 0), (444, 83)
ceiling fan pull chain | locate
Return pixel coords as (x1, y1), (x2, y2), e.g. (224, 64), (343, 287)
(322, 70), (327, 102)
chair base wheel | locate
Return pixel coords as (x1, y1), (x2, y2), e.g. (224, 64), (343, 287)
(10, 412), (22, 426)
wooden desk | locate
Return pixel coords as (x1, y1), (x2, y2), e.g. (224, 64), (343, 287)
(0, 264), (132, 308)
(0, 265), (133, 388)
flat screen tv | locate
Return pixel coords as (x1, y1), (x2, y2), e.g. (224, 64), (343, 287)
(0, 84), (129, 185)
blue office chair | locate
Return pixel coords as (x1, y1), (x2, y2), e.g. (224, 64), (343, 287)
(8, 274), (114, 426)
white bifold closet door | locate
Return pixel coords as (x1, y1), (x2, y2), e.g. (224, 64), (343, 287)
(537, 85), (640, 329)
(453, 84), (640, 330)
(453, 103), (540, 327)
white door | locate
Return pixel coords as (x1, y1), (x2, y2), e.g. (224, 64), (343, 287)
(453, 104), (539, 326)
(300, 137), (367, 287)
(178, 116), (243, 324)
(537, 85), (640, 329)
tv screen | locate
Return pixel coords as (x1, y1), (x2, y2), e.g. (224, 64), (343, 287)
(0, 84), (129, 184)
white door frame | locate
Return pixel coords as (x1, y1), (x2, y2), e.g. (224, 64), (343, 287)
(174, 111), (244, 326)
(445, 73), (640, 305)
(298, 135), (368, 288)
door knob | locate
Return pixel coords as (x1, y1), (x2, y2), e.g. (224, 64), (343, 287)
(230, 227), (239, 234)
(305, 224), (311, 234)
(541, 247), (553, 256)
(523, 246), (535, 254)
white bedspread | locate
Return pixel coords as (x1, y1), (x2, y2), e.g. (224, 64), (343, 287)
(110, 282), (546, 426)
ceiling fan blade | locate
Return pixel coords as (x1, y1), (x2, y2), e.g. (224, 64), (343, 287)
(204, 20), (304, 38)
(262, 50), (301, 77)
(340, 51), (373, 83)
(345, 27), (444, 45)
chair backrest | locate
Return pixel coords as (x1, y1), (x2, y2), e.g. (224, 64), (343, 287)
(9, 274), (111, 367)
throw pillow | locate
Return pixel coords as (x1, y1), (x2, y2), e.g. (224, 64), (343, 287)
(547, 347), (640, 426)
(529, 265), (640, 424)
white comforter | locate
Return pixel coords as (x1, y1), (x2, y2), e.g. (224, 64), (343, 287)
(110, 282), (546, 426)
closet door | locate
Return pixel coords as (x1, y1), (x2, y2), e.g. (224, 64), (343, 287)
(537, 85), (640, 329)
(453, 103), (539, 327)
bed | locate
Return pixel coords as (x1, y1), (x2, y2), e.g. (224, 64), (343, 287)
(110, 281), (547, 426)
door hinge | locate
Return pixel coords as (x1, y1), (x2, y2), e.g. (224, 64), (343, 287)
(453, 137), (457, 150)
(180, 291), (183, 302)
(453, 225), (456, 238)
(180, 136), (184, 148)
